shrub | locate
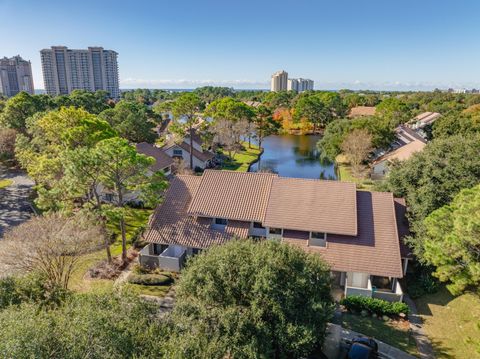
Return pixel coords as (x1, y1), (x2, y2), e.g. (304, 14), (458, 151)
(0, 291), (168, 358)
(340, 295), (409, 317)
(127, 273), (173, 286)
(165, 240), (334, 358)
(132, 263), (150, 275)
(406, 266), (439, 299)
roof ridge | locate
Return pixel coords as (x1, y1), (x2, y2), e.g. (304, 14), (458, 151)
(273, 176), (357, 185)
(387, 191), (404, 277)
(203, 169), (278, 176)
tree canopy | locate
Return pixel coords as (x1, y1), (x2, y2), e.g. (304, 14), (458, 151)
(100, 100), (157, 143)
(0, 92), (51, 131)
(0, 291), (167, 358)
(166, 240), (333, 358)
(317, 116), (393, 161)
(422, 184), (480, 294)
(381, 134), (480, 258)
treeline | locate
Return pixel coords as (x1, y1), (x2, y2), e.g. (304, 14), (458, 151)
(0, 90), (169, 264)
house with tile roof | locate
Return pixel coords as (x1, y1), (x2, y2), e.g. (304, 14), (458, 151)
(162, 130), (215, 170)
(140, 169), (410, 302)
(371, 125), (427, 179)
(136, 142), (174, 176)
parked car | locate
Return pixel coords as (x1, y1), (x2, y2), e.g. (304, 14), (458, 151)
(346, 337), (378, 359)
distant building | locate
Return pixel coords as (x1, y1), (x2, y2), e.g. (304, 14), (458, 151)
(0, 55), (34, 97)
(287, 78), (314, 92)
(270, 70), (288, 92)
(40, 46), (119, 98)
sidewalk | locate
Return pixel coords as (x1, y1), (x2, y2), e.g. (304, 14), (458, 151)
(403, 295), (436, 359)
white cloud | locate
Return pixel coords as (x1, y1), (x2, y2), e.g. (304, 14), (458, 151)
(118, 77), (480, 91)
(120, 78), (269, 89)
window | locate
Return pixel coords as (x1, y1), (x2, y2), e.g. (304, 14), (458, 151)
(309, 232), (327, 247)
(214, 218), (228, 226)
(269, 227), (282, 235)
(253, 222), (264, 229)
(173, 149), (183, 156)
(311, 232), (326, 240)
(104, 193), (113, 202)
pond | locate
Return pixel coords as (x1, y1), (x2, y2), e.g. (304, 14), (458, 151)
(249, 134), (337, 180)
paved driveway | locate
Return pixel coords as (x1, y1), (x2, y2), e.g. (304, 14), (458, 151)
(0, 167), (34, 237)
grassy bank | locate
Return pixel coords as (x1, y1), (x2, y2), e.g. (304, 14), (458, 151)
(335, 155), (376, 190)
(69, 208), (152, 293)
(220, 142), (262, 172)
(415, 286), (480, 358)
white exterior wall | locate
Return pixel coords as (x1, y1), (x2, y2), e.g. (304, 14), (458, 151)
(372, 160), (389, 176)
(183, 137), (203, 153)
(249, 222), (267, 237)
(164, 145), (208, 169)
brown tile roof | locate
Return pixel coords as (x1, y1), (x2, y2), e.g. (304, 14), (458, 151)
(372, 140), (425, 165)
(282, 191), (403, 278)
(395, 125), (427, 144)
(143, 175), (232, 248)
(225, 220), (250, 238)
(412, 111), (441, 124)
(348, 106), (376, 118)
(144, 171), (406, 278)
(136, 142), (174, 171)
(188, 170), (277, 222)
(162, 141), (215, 163)
(264, 177), (358, 236)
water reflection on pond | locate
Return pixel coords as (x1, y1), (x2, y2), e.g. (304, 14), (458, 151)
(249, 134), (336, 180)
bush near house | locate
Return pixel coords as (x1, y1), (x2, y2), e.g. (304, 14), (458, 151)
(341, 295), (409, 317)
(127, 273), (173, 286)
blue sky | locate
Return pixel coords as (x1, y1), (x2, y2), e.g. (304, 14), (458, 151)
(1, 0), (480, 90)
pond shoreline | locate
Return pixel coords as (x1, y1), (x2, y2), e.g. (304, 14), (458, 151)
(248, 134), (336, 179)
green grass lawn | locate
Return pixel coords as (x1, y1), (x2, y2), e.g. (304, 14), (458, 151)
(220, 142), (262, 172)
(336, 313), (418, 356)
(69, 208), (153, 293)
(0, 179), (13, 189)
(335, 155), (376, 191)
(416, 286), (480, 358)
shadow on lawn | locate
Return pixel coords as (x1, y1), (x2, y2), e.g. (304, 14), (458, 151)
(415, 286), (454, 317)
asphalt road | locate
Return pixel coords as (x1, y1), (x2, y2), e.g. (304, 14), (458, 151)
(0, 166), (34, 238)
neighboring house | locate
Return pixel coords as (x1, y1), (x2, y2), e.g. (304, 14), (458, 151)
(140, 170), (408, 302)
(348, 106), (376, 118)
(99, 142), (174, 203)
(243, 100), (262, 108)
(406, 111), (441, 139)
(371, 125), (426, 179)
(162, 131), (215, 170)
(135, 142), (174, 176)
(407, 112), (441, 130)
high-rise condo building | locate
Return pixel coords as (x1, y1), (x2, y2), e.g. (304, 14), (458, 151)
(0, 55), (34, 97)
(40, 46), (120, 99)
(270, 70), (288, 92)
(287, 78), (314, 92)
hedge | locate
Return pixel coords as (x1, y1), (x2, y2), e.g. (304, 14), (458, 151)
(127, 273), (173, 286)
(340, 295), (409, 317)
